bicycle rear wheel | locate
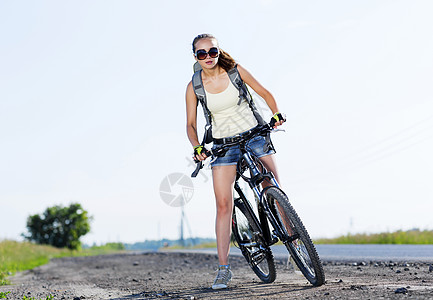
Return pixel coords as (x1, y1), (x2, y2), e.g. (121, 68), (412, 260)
(265, 187), (325, 286)
(232, 199), (276, 283)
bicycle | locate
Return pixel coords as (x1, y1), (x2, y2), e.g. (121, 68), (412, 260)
(191, 121), (325, 287)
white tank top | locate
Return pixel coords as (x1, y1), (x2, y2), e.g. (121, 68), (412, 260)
(205, 80), (258, 139)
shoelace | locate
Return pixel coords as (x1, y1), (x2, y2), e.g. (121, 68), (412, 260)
(214, 268), (230, 284)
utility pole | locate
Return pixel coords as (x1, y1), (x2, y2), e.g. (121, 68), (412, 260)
(179, 207), (185, 247)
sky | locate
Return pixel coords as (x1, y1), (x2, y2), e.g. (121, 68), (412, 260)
(1, 0), (432, 245)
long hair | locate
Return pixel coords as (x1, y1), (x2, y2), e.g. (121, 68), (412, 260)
(192, 34), (236, 72)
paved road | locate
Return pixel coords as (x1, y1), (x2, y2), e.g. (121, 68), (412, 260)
(278, 244), (433, 262)
(172, 244), (433, 262)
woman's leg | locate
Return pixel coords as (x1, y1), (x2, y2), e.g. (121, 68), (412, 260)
(259, 154), (280, 188)
(212, 164), (237, 265)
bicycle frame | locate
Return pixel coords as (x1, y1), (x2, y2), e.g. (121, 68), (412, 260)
(235, 146), (300, 246)
(234, 147), (282, 247)
(233, 181), (271, 247)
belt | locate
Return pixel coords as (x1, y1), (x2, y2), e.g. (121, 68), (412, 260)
(213, 127), (257, 145)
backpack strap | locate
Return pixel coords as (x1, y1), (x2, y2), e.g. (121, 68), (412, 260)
(227, 65), (265, 125)
(227, 65), (270, 152)
(192, 70), (212, 127)
(192, 70), (213, 144)
(193, 61), (202, 73)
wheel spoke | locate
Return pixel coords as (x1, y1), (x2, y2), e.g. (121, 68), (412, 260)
(265, 187), (325, 286)
(232, 202), (276, 283)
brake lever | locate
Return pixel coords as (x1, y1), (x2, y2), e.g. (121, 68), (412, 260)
(191, 148), (212, 177)
(191, 161), (203, 177)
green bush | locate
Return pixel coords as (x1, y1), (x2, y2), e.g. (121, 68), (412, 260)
(23, 203), (91, 250)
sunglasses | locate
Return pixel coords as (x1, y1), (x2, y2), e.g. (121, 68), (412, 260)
(195, 47), (219, 60)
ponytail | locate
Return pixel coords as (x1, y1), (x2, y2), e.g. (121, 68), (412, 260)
(217, 49), (236, 72)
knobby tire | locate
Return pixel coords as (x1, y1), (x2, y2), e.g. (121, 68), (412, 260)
(265, 187), (325, 286)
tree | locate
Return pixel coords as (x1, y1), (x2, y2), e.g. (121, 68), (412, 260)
(23, 203), (91, 250)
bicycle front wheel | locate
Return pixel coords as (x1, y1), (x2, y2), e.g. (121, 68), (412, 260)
(265, 187), (325, 286)
(232, 200), (276, 283)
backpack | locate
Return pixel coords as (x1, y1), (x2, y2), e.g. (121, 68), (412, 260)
(191, 62), (265, 145)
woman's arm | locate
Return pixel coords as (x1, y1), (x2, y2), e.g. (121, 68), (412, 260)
(237, 64), (281, 114)
(185, 81), (207, 160)
(186, 81), (200, 146)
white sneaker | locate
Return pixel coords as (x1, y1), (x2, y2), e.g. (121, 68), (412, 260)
(212, 265), (233, 289)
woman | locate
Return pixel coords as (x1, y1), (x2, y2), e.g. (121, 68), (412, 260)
(185, 34), (285, 289)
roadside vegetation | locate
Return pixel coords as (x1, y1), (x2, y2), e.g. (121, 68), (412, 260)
(315, 229), (433, 244)
(0, 240), (125, 285)
(163, 241), (222, 249)
(23, 203), (91, 250)
(0, 292), (54, 300)
(164, 229), (433, 250)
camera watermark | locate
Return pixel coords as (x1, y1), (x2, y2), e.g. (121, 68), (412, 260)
(159, 173), (194, 207)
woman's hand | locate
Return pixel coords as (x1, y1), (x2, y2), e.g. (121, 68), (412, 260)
(193, 145), (208, 162)
(271, 112), (286, 128)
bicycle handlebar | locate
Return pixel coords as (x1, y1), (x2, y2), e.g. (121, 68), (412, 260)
(191, 121), (281, 178)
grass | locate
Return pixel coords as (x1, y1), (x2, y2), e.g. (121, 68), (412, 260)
(163, 241), (219, 250)
(22, 295), (54, 300)
(163, 241), (245, 250)
(0, 240), (125, 285)
(165, 229), (433, 252)
(191, 241), (218, 248)
(0, 291), (54, 300)
(314, 229), (433, 244)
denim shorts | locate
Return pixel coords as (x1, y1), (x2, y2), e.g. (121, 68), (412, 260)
(211, 133), (275, 167)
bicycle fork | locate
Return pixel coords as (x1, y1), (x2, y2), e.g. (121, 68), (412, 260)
(242, 152), (280, 193)
(259, 186), (300, 244)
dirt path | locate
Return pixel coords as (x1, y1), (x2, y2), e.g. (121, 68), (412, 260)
(1, 252), (432, 299)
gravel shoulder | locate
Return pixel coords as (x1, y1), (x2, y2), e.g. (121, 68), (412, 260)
(1, 251), (432, 299)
